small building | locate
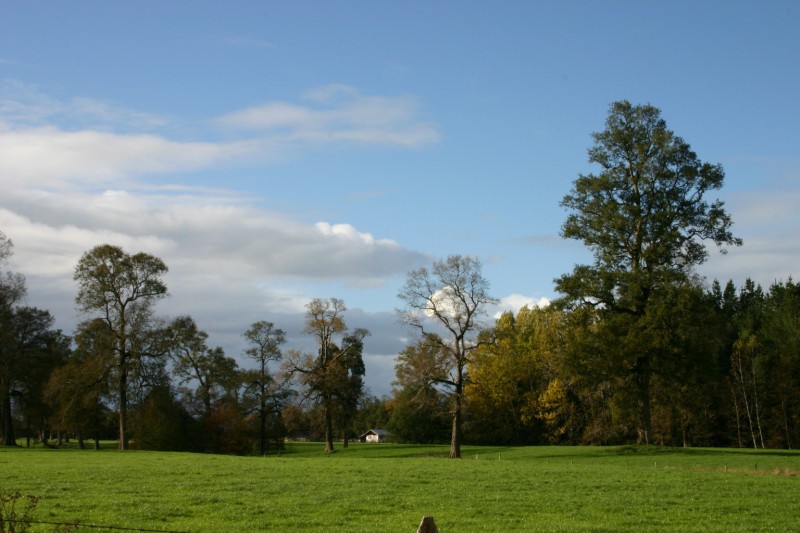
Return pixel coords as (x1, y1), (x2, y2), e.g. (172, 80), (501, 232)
(359, 429), (391, 443)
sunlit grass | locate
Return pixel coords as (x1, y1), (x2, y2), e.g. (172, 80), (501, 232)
(2, 442), (799, 532)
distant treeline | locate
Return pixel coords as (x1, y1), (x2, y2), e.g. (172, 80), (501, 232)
(390, 278), (800, 449)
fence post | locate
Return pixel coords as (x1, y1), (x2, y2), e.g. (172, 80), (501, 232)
(418, 515), (439, 533)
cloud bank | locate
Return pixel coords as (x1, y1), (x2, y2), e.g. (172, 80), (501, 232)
(0, 83), (443, 395)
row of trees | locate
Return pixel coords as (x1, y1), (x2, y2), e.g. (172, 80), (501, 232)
(1, 236), (370, 454)
(389, 276), (800, 451)
(2, 101), (796, 457)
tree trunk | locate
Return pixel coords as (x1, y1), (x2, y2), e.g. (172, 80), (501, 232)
(323, 401), (334, 453)
(118, 367), (129, 450)
(635, 355), (652, 446)
(449, 379), (463, 459)
(781, 395), (792, 450)
(2, 392), (15, 446)
(731, 383), (743, 448)
(259, 401), (267, 456)
(750, 355), (765, 449)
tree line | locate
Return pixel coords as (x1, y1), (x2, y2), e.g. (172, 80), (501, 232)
(1, 239), (370, 454)
(1, 101), (797, 456)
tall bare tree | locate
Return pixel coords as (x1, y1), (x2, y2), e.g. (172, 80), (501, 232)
(397, 255), (497, 458)
(244, 320), (286, 455)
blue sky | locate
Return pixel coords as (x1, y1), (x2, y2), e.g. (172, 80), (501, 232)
(1, 1), (798, 396)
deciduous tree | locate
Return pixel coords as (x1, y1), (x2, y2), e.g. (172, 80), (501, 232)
(243, 320), (287, 455)
(169, 316), (239, 419)
(74, 244), (168, 449)
(556, 101), (741, 444)
(388, 336), (451, 444)
(397, 255), (497, 458)
(0, 234), (65, 447)
(286, 298), (368, 453)
(466, 306), (567, 444)
(1, 306), (68, 446)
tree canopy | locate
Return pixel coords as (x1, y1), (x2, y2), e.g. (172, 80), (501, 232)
(555, 101), (741, 444)
(74, 244), (169, 449)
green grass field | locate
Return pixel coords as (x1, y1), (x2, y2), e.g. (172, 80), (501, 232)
(2, 442), (799, 532)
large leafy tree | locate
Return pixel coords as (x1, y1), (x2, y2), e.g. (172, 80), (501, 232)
(0, 232), (67, 447)
(466, 305), (567, 445)
(0, 231), (23, 445)
(1, 306), (68, 446)
(74, 244), (169, 450)
(397, 255), (497, 458)
(389, 336), (456, 444)
(169, 316), (240, 419)
(44, 322), (114, 450)
(556, 101), (741, 444)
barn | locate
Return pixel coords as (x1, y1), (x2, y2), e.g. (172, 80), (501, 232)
(359, 429), (391, 443)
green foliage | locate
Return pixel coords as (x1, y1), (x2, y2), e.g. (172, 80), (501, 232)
(44, 325), (112, 448)
(388, 337), (451, 444)
(73, 244), (170, 450)
(131, 386), (195, 452)
(556, 101), (741, 445)
(720, 279), (800, 449)
(1, 294), (69, 446)
(465, 307), (561, 445)
(287, 298), (368, 453)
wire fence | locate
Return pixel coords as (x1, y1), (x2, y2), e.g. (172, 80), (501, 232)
(3, 518), (191, 533)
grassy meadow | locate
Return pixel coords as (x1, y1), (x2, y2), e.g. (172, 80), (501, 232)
(2, 442), (799, 532)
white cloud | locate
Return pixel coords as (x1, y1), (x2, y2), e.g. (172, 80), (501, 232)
(2, 170), (428, 397)
(417, 288), (549, 323)
(2, 188), (426, 281)
(0, 83), (440, 193)
(0, 126), (253, 189)
(699, 188), (800, 288)
(216, 85), (440, 148)
(0, 83), (439, 397)
(315, 221), (395, 246)
(492, 294), (551, 319)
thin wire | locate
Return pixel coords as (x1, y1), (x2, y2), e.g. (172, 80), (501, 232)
(6, 518), (192, 533)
